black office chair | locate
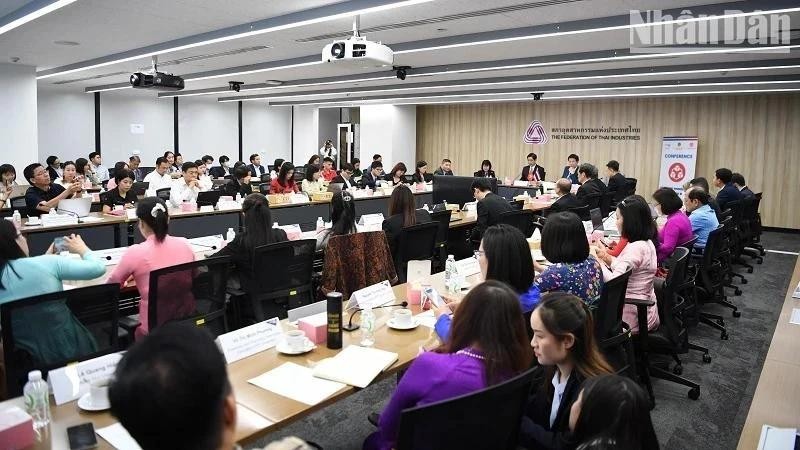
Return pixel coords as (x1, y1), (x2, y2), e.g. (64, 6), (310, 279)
(600, 191), (615, 217)
(593, 268), (635, 379)
(227, 240), (316, 325)
(694, 224), (737, 340)
(98, 191), (110, 206)
(9, 195), (27, 218)
(741, 193), (765, 263)
(531, 215), (546, 237)
(509, 199), (524, 210)
(729, 197), (756, 273)
(497, 209), (535, 237)
(155, 188), (171, 201)
(624, 178), (638, 197)
(717, 210), (745, 295)
(583, 192), (602, 212)
(396, 367), (537, 450)
(1, 284), (122, 397)
(567, 205), (590, 221)
(259, 183), (270, 194)
(260, 173), (271, 183)
(429, 210), (452, 272)
(395, 222), (439, 283)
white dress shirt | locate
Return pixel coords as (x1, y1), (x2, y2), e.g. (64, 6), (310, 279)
(169, 178), (200, 208)
(198, 175), (213, 192)
(143, 171), (173, 191)
(549, 370), (570, 428)
(92, 164), (110, 181)
(318, 146), (337, 158)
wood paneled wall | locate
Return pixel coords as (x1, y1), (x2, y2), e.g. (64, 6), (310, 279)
(416, 94), (800, 229)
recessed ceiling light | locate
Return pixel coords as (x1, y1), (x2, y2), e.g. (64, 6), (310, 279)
(53, 40), (79, 46)
(265, 80), (284, 86)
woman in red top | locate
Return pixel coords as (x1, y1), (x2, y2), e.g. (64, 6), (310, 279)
(269, 162), (299, 194)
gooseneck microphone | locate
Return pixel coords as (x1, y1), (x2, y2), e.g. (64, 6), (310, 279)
(342, 301), (409, 332)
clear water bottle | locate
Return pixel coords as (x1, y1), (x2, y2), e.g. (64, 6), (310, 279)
(12, 209), (22, 229)
(422, 203), (429, 212)
(360, 306), (375, 347)
(316, 217), (325, 231)
(445, 255), (456, 293)
(234, 193), (242, 204)
(225, 227), (236, 243)
(273, 221), (279, 228)
(23, 370), (50, 430)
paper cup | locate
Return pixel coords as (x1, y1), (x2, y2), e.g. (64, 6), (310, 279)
(393, 308), (413, 327)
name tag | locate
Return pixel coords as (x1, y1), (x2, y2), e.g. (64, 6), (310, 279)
(215, 317), (282, 364)
(348, 280), (395, 310)
(290, 194), (308, 204)
(49, 352), (123, 405)
(513, 180), (530, 187)
(358, 213), (385, 227)
(455, 257), (481, 277)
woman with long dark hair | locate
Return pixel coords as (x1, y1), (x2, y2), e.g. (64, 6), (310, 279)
(384, 162), (408, 185)
(107, 197), (196, 338)
(382, 186), (431, 256)
(520, 292), (614, 450)
(474, 160), (496, 178)
(365, 281), (533, 450)
(412, 160), (429, 183)
(301, 164), (325, 194)
(269, 162), (299, 194)
(316, 191), (357, 250)
(75, 157), (99, 187)
(54, 161), (82, 192)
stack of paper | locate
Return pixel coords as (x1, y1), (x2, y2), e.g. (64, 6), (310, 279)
(248, 362), (345, 406)
(312, 345), (399, 388)
(96, 423), (142, 450)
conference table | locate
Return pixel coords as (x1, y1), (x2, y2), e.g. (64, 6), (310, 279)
(737, 255), (800, 449)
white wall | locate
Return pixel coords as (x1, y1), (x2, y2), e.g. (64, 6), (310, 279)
(1, 63), (38, 182)
(37, 89), (93, 164)
(292, 105), (319, 165)
(360, 104), (416, 169)
(392, 105), (416, 168)
(242, 102), (291, 165)
(99, 90), (173, 166)
(179, 96), (237, 162)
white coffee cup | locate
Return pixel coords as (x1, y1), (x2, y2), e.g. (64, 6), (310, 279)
(393, 308), (413, 327)
(286, 329), (307, 352)
(89, 378), (110, 407)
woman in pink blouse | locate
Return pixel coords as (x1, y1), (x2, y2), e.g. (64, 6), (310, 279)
(652, 187), (693, 262)
(591, 196), (659, 333)
(106, 197), (195, 339)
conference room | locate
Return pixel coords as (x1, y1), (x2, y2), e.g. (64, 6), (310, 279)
(1, 0), (799, 449)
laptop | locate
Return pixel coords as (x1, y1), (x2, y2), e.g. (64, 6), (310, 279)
(197, 190), (222, 207)
(131, 182), (149, 197)
(590, 208), (604, 232)
(57, 197), (92, 217)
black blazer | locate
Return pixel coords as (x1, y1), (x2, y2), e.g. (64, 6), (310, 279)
(248, 164), (266, 178)
(518, 370), (584, 450)
(211, 229), (288, 282)
(716, 182), (743, 212)
(360, 171), (380, 189)
(606, 172), (626, 196)
(470, 192), (512, 242)
(382, 210), (432, 257)
(576, 179), (607, 205)
(209, 166), (230, 178)
(740, 186), (755, 199)
(412, 172), (432, 183)
(561, 167), (579, 185)
(547, 193), (582, 215)
(474, 170), (497, 178)
(521, 165), (546, 182)
(219, 179), (252, 198)
(46, 166), (60, 182)
(331, 174), (355, 189)
(384, 173), (407, 184)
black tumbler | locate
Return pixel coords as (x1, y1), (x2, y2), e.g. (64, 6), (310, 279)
(326, 291), (343, 349)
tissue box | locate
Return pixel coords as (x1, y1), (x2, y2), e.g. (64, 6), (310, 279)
(298, 312), (328, 344)
(0, 406), (35, 450)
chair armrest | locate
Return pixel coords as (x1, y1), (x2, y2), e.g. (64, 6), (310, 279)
(118, 315), (141, 333)
(624, 298), (655, 307)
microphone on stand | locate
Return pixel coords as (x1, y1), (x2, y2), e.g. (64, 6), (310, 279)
(343, 301), (408, 332)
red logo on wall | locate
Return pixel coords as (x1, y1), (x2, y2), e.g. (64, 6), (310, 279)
(523, 120), (548, 145)
(668, 163), (686, 182)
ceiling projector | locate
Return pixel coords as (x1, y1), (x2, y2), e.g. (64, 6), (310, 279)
(322, 36), (393, 68)
(129, 72), (185, 90)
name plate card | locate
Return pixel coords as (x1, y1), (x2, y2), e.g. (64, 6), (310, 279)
(49, 352), (123, 405)
(455, 257), (481, 277)
(358, 213), (385, 227)
(348, 280), (395, 310)
(290, 193), (309, 204)
(216, 317), (282, 364)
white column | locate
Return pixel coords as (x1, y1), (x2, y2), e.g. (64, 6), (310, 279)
(0, 63), (38, 183)
(292, 105), (319, 165)
(360, 104), (416, 169)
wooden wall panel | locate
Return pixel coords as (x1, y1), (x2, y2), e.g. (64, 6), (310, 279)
(416, 94), (800, 229)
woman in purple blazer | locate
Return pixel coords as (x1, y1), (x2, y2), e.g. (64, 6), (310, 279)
(652, 188), (693, 263)
(363, 281), (534, 450)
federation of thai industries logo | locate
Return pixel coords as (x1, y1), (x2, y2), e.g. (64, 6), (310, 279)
(523, 120), (548, 145)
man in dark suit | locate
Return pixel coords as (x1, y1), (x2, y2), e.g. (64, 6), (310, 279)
(247, 153), (266, 178)
(359, 161), (383, 190)
(470, 177), (512, 242)
(732, 172), (755, 198)
(331, 162), (356, 190)
(561, 153), (580, 184)
(433, 159), (454, 176)
(219, 165), (252, 198)
(605, 160), (627, 200)
(547, 178), (582, 215)
(520, 152), (546, 183)
(576, 163), (607, 207)
(713, 168), (743, 211)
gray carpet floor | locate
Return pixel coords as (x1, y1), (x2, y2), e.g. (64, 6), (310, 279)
(246, 231), (800, 450)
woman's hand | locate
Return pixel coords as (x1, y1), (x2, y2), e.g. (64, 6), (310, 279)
(64, 234), (90, 256)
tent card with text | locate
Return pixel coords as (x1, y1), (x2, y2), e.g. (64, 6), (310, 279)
(346, 280), (395, 310)
(215, 317), (282, 364)
(49, 352), (123, 405)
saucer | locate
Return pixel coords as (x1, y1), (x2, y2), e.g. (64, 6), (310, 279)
(388, 318), (420, 330)
(276, 339), (315, 355)
(77, 392), (110, 411)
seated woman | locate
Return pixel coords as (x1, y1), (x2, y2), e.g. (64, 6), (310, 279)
(473, 159), (496, 178)
(364, 280), (533, 450)
(434, 224), (540, 341)
(270, 158), (285, 180)
(54, 161), (80, 187)
(411, 161), (430, 183)
(301, 164), (325, 194)
(75, 157), (99, 187)
(195, 159), (213, 191)
(591, 195), (659, 333)
(0, 164), (17, 187)
(652, 187), (693, 263)
(384, 162), (408, 185)
(568, 375), (659, 450)
(535, 212), (603, 308)
(0, 221), (105, 365)
(316, 191), (357, 251)
(106, 197), (196, 339)
(382, 186), (431, 256)
(105, 161), (129, 191)
(519, 292), (613, 450)
(219, 165), (252, 198)
(102, 169), (137, 213)
(270, 162), (299, 194)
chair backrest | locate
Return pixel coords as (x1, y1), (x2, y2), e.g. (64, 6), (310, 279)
(497, 209), (535, 236)
(148, 256), (231, 337)
(429, 210), (452, 247)
(245, 239), (317, 319)
(567, 204), (590, 221)
(624, 178), (637, 196)
(321, 231), (397, 301)
(656, 247), (690, 345)
(155, 188), (171, 201)
(396, 367), (538, 450)
(10, 195), (27, 217)
(600, 191), (615, 217)
(594, 268), (633, 345)
(584, 192), (602, 212)
(1, 284), (122, 397)
(259, 183), (270, 194)
(750, 192), (763, 236)
(396, 222), (439, 282)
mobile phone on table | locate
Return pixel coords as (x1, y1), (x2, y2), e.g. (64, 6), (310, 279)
(53, 237), (68, 253)
(67, 423), (98, 450)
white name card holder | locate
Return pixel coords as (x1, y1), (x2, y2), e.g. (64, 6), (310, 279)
(215, 317), (282, 364)
(49, 352), (124, 405)
(358, 213), (385, 227)
(346, 280), (395, 311)
(455, 257), (481, 277)
(513, 180), (530, 187)
(290, 193), (309, 204)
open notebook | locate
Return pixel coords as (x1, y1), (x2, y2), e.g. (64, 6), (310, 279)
(312, 345), (399, 388)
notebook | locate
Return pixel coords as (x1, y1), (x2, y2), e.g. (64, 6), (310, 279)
(312, 345), (399, 388)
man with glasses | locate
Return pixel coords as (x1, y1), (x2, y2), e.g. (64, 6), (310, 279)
(23, 163), (82, 216)
(331, 162), (356, 190)
(360, 160), (384, 190)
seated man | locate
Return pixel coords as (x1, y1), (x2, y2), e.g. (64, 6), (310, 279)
(360, 160), (383, 190)
(575, 163), (607, 206)
(23, 163), (81, 216)
(683, 187), (719, 251)
(331, 162), (356, 190)
(686, 177), (721, 216)
(713, 168), (742, 212)
(433, 158), (454, 176)
(547, 178), (582, 214)
(561, 153), (580, 184)
(143, 157), (173, 191)
(469, 177), (512, 242)
(219, 165), (252, 198)
(731, 172), (755, 198)
(169, 162), (201, 208)
(520, 152), (545, 183)
(247, 153), (266, 178)
(605, 160), (626, 198)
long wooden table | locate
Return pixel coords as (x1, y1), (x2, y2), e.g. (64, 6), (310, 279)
(737, 255), (800, 449)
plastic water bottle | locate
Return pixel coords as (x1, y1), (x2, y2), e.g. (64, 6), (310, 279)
(234, 193), (242, 204)
(12, 210), (22, 229)
(316, 217), (325, 231)
(360, 306), (375, 347)
(23, 370), (50, 430)
(422, 204), (429, 212)
(273, 221), (279, 228)
(445, 255), (456, 293)
(443, 200), (448, 209)
(225, 227), (236, 243)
